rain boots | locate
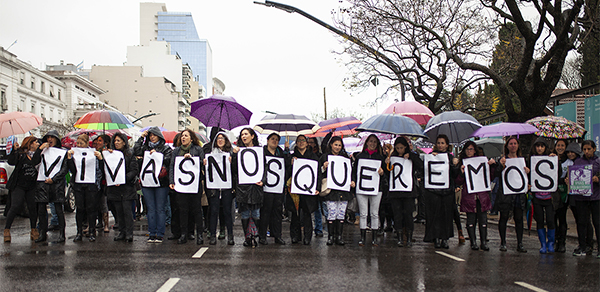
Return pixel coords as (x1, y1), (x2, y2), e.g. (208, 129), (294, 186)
(396, 231), (404, 247)
(35, 225), (47, 243)
(4, 229), (10, 243)
(547, 229), (555, 253)
(326, 221), (335, 246)
(57, 228), (66, 243)
(467, 225), (479, 250)
(335, 221), (345, 246)
(371, 229), (379, 246)
(358, 229), (366, 246)
(479, 226), (489, 251)
(556, 225), (567, 253)
(30, 228), (39, 241)
(538, 228), (547, 254)
(227, 233), (235, 245)
(242, 219), (251, 247)
(406, 230), (413, 247)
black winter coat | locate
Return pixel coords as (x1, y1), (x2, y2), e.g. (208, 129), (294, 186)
(66, 149), (103, 192)
(285, 148), (320, 214)
(104, 149), (139, 201)
(422, 151), (459, 196)
(386, 151), (423, 199)
(169, 144), (205, 194)
(232, 147), (266, 208)
(319, 152), (353, 202)
(133, 134), (173, 188)
(264, 145), (290, 195)
(352, 150), (387, 195)
(7, 148), (42, 191)
(35, 147), (69, 203)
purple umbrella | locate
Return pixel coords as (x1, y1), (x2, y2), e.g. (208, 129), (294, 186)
(190, 95), (253, 130)
(139, 126), (168, 132)
(469, 122), (539, 138)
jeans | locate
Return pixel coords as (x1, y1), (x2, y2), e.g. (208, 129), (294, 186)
(357, 192), (382, 230)
(240, 208), (260, 220)
(49, 202), (59, 226)
(142, 187), (169, 237)
(313, 205), (323, 234)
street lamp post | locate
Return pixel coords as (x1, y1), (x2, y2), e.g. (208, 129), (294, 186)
(131, 112), (159, 123)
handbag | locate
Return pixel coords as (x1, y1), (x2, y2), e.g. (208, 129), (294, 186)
(158, 166), (168, 179)
(319, 178), (331, 197)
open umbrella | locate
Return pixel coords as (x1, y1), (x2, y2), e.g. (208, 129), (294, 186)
(61, 129), (131, 149)
(526, 116), (586, 139)
(0, 112), (44, 138)
(74, 110), (134, 130)
(469, 122), (539, 138)
(254, 114), (320, 137)
(382, 101), (435, 125)
(474, 138), (505, 159)
(356, 114), (427, 138)
(424, 111), (482, 144)
(190, 95), (253, 130)
(308, 116), (362, 137)
(140, 126), (167, 132)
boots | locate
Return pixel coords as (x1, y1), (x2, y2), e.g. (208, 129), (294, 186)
(537, 229), (547, 254)
(547, 229), (555, 253)
(35, 227), (47, 243)
(227, 233), (235, 245)
(467, 226), (478, 250)
(479, 226), (489, 251)
(396, 231), (404, 247)
(4, 229), (10, 243)
(358, 229), (366, 246)
(372, 230), (379, 246)
(177, 234), (188, 244)
(196, 233), (204, 245)
(406, 230), (413, 247)
(326, 221), (334, 246)
(458, 229), (466, 244)
(103, 213), (110, 233)
(57, 229), (66, 243)
(209, 236), (217, 245)
(241, 219), (251, 247)
(556, 227), (566, 253)
(30, 228), (39, 241)
(335, 221), (345, 246)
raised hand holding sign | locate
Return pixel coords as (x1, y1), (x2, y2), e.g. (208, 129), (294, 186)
(37, 147), (67, 182)
(327, 156), (352, 192)
(389, 157), (413, 192)
(463, 156), (491, 193)
(205, 153), (232, 189)
(502, 158), (528, 195)
(102, 150), (126, 186)
(291, 158), (318, 195)
(72, 148), (97, 184)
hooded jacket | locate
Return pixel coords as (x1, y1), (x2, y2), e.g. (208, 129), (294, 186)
(36, 130), (69, 203)
(204, 132), (234, 198)
(133, 126), (173, 187)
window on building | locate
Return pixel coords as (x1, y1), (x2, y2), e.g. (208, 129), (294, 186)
(57, 89), (61, 100)
(30, 77), (35, 89)
(0, 88), (6, 112)
(49, 85), (54, 97)
(30, 101), (36, 114)
(40, 105), (45, 118)
(20, 72), (25, 85)
(19, 99), (25, 112)
(40, 81), (45, 94)
(49, 108), (54, 122)
(57, 110), (62, 123)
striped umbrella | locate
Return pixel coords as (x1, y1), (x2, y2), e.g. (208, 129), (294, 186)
(74, 110), (134, 130)
(308, 116), (361, 137)
(253, 114), (320, 137)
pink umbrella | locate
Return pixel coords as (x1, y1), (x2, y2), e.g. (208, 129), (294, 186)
(382, 101), (434, 125)
(0, 112), (43, 138)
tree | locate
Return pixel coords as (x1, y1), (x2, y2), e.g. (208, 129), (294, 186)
(560, 55), (583, 88)
(311, 107), (365, 123)
(578, 0), (600, 86)
(334, 0), (586, 122)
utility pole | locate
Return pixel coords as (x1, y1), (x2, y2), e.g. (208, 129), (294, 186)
(323, 87), (327, 120)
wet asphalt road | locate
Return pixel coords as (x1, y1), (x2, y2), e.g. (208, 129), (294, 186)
(1, 211), (598, 292)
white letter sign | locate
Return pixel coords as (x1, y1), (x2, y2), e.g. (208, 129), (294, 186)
(237, 147), (264, 184)
(102, 150), (126, 186)
(291, 158), (318, 195)
(327, 156), (352, 192)
(37, 147), (67, 181)
(174, 156), (201, 193)
(264, 157), (285, 194)
(530, 156), (558, 192)
(502, 157), (528, 195)
(140, 151), (163, 187)
(205, 153), (231, 189)
(356, 159), (381, 196)
(463, 156), (491, 193)
(424, 154), (449, 189)
(389, 157), (413, 192)
(72, 148), (96, 184)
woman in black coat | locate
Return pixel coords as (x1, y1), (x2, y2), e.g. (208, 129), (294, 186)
(232, 128), (265, 247)
(385, 136), (423, 247)
(319, 136), (354, 246)
(4, 136), (41, 243)
(287, 134), (321, 245)
(35, 130), (69, 243)
(423, 134), (460, 249)
(133, 126), (173, 243)
(102, 132), (139, 242)
(169, 129), (205, 245)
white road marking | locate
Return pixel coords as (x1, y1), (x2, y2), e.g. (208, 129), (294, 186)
(156, 278), (180, 292)
(192, 247), (209, 259)
(434, 251), (466, 262)
(514, 281), (548, 292)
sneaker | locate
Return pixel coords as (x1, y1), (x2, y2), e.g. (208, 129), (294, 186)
(155, 236), (163, 243)
(584, 246), (593, 255)
(147, 236), (156, 243)
(573, 247), (585, 256)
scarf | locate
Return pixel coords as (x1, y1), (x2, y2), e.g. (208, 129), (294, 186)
(27, 151), (35, 158)
(149, 141), (159, 148)
(366, 149), (377, 155)
(179, 143), (192, 156)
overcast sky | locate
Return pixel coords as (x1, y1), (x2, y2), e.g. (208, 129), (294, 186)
(0, 0), (407, 128)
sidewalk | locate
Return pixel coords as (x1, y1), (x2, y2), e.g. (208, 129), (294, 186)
(484, 208), (578, 239)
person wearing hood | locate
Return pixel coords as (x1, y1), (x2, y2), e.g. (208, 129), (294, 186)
(232, 128), (266, 247)
(568, 140), (600, 258)
(528, 137), (559, 253)
(259, 132), (289, 245)
(203, 132), (235, 245)
(35, 130), (69, 243)
(134, 126), (173, 243)
(67, 134), (103, 242)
